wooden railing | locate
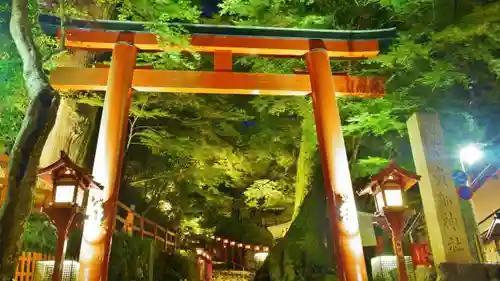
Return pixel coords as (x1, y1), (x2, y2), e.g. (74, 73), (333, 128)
(116, 202), (176, 250)
(0, 155), (8, 205)
(15, 252), (55, 281)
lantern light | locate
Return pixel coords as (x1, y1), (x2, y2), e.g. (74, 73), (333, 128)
(230, 241), (236, 246)
(238, 243), (243, 248)
(245, 245), (251, 249)
(460, 144), (483, 165)
(196, 248), (203, 255)
(358, 162), (419, 214)
(223, 239), (229, 244)
(263, 246), (269, 252)
(254, 252), (268, 262)
(254, 246), (260, 251)
(216, 237), (221, 241)
(37, 151), (101, 208)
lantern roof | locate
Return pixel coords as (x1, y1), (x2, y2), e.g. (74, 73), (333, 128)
(37, 151), (102, 190)
(358, 161), (420, 196)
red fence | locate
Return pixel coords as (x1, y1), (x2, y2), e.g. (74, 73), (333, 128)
(116, 202), (176, 250)
(15, 252), (55, 281)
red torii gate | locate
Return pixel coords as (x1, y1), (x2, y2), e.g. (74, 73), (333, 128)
(41, 15), (395, 281)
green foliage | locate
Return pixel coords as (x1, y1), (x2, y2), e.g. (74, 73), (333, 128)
(244, 180), (290, 209)
(351, 157), (391, 179)
(153, 251), (198, 281)
(108, 233), (153, 281)
(22, 214), (56, 254)
(213, 270), (254, 281)
(109, 233), (197, 281)
(0, 31), (26, 151)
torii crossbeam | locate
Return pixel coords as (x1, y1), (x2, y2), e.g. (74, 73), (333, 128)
(40, 14), (396, 281)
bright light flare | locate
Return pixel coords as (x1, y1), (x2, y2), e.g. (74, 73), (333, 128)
(254, 252), (268, 262)
(460, 144), (483, 165)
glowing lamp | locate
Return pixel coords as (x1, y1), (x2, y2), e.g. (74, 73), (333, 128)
(460, 144), (483, 165)
(359, 162), (420, 281)
(245, 245), (251, 249)
(238, 243), (243, 248)
(254, 252), (268, 262)
(38, 152), (100, 208)
(359, 162), (419, 214)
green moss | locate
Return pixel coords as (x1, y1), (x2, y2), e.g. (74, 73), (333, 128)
(254, 158), (337, 281)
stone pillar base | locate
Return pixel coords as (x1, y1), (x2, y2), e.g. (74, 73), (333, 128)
(439, 262), (500, 281)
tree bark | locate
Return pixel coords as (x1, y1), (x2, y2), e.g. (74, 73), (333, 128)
(255, 158), (336, 281)
(0, 0), (59, 279)
(39, 96), (98, 168)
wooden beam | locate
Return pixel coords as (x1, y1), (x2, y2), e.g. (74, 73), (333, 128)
(214, 51), (232, 71)
(50, 67), (385, 97)
(61, 29), (380, 58)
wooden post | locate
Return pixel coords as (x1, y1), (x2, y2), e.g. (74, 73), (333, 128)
(140, 216), (145, 239)
(0, 155), (8, 206)
(165, 229), (168, 251)
(239, 247), (243, 268)
(206, 259), (213, 281)
(148, 241), (155, 281)
(52, 226), (68, 281)
(214, 51), (232, 72)
(385, 210), (409, 281)
(224, 245), (228, 265)
(124, 210), (134, 236)
(78, 42), (137, 281)
(231, 245), (235, 270)
(307, 46), (368, 281)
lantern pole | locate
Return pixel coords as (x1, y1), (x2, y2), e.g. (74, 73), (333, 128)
(42, 207), (82, 281)
(384, 208), (411, 281)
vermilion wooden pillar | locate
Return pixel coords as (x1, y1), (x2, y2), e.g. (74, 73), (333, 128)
(78, 42), (137, 281)
(307, 47), (368, 281)
(206, 259), (213, 281)
(385, 209), (409, 281)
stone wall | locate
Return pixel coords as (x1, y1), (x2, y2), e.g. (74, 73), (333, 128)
(439, 263), (500, 281)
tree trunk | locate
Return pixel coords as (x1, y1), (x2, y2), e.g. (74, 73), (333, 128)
(292, 111), (316, 219)
(0, 0), (59, 279)
(254, 157), (337, 281)
(39, 0), (118, 171)
(39, 93), (98, 168)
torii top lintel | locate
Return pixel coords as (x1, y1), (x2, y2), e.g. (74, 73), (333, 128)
(39, 14), (396, 57)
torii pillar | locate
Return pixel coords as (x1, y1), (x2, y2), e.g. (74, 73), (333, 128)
(78, 42), (137, 281)
(307, 46), (368, 281)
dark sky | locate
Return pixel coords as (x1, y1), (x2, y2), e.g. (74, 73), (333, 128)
(201, 0), (220, 17)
